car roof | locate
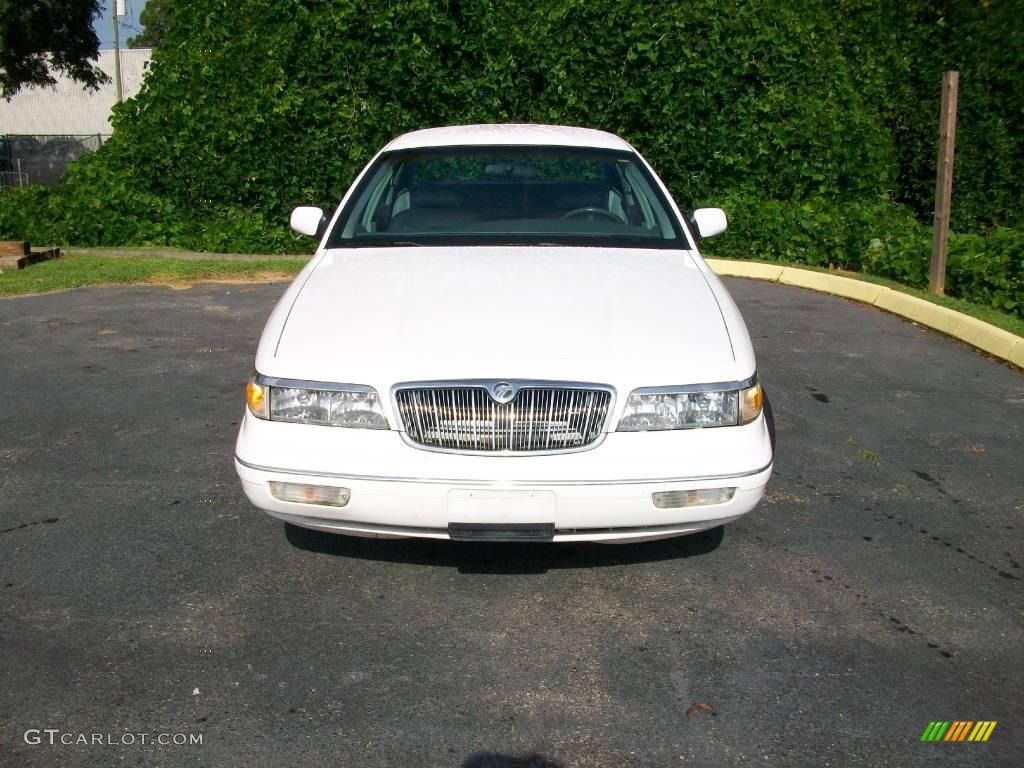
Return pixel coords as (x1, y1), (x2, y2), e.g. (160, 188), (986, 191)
(384, 124), (635, 152)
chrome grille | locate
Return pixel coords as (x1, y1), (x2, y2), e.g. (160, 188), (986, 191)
(395, 385), (612, 453)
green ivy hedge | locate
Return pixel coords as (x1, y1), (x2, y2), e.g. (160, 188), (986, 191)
(862, 227), (1024, 317)
(3, 0), (900, 242)
(700, 196), (913, 271)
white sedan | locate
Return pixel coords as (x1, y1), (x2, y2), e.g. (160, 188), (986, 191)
(235, 124), (773, 542)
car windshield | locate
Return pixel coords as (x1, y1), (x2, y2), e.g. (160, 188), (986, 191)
(326, 145), (685, 248)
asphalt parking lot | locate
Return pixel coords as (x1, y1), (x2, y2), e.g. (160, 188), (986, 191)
(1, 277), (1021, 767)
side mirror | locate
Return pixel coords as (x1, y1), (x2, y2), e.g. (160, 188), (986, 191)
(690, 207), (728, 239)
(290, 206), (325, 237)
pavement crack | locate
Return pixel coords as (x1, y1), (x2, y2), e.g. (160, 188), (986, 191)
(0, 516), (60, 535)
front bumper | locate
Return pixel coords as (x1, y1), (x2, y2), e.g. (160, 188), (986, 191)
(234, 412), (773, 542)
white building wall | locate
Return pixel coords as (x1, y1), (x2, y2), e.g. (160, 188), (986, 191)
(0, 48), (153, 136)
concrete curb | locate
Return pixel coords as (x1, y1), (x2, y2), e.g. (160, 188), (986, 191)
(706, 258), (1023, 369)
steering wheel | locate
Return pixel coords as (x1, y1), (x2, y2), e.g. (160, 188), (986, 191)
(560, 207), (623, 223)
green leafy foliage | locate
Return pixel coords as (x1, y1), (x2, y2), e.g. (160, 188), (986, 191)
(0, 0), (1020, 316)
(1, 0), (901, 243)
(0, 0), (107, 97)
(834, 0), (1024, 231)
(701, 195), (915, 271)
(128, 0), (174, 48)
(862, 226), (1024, 318)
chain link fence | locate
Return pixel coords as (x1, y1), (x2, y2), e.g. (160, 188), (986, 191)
(0, 134), (108, 188)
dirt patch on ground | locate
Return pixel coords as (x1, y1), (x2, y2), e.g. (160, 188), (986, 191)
(143, 272), (297, 289)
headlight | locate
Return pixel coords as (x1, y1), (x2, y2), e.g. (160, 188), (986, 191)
(617, 380), (762, 431)
(246, 375), (388, 429)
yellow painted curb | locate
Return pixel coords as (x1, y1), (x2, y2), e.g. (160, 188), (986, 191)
(872, 289), (967, 336)
(706, 258), (1022, 369)
(954, 316), (1021, 360)
(1008, 340), (1024, 369)
(705, 258), (784, 281)
(778, 267), (885, 304)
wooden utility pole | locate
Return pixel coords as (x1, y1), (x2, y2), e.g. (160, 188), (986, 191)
(111, 0), (123, 103)
(929, 71), (959, 295)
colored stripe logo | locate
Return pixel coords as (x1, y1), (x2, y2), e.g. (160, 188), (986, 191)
(921, 721), (997, 742)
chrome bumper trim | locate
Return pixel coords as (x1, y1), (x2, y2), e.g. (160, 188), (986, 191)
(266, 509), (448, 537)
(235, 455), (773, 487)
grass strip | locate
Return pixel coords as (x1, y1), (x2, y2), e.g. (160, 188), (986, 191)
(0, 255), (306, 296)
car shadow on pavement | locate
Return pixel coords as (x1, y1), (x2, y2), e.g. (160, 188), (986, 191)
(283, 523), (725, 573)
(462, 753), (565, 768)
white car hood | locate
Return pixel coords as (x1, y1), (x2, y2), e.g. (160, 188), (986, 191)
(263, 246), (740, 389)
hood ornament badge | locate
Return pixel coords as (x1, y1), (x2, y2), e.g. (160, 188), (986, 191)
(489, 381), (516, 404)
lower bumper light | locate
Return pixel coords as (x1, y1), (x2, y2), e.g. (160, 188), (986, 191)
(269, 481), (351, 507)
(652, 487), (735, 509)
